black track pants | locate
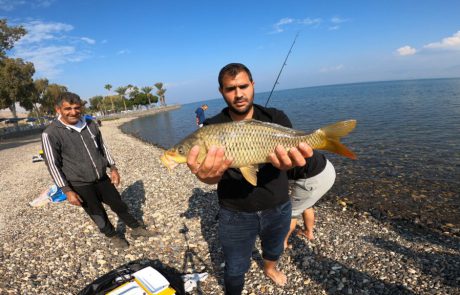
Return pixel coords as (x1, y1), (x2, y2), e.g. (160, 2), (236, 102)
(72, 177), (139, 237)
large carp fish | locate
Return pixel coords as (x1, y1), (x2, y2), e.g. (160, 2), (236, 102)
(160, 119), (357, 186)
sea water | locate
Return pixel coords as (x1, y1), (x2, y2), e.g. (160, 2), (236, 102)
(122, 78), (460, 231)
(121, 78), (460, 225)
(121, 78), (460, 184)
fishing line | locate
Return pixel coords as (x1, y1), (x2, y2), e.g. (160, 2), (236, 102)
(264, 32), (299, 107)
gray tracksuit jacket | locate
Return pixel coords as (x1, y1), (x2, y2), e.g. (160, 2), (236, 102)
(41, 119), (116, 193)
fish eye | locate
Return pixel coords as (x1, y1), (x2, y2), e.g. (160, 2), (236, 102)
(178, 146), (185, 154)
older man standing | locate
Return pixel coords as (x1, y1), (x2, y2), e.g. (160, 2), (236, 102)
(42, 92), (155, 249)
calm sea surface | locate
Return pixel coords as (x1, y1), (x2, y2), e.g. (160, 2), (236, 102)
(121, 78), (460, 226)
(122, 78), (459, 182)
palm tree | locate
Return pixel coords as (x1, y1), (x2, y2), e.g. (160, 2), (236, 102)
(104, 84), (114, 111)
(127, 84), (138, 99)
(141, 86), (153, 105)
(89, 95), (105, 113)
(154, 82), (167, 106)
(114, 86), (128, 111)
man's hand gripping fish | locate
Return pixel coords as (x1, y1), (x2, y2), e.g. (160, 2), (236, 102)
(160, 119), (357, 186)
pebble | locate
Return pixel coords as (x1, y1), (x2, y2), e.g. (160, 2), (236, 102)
(1, 112), (459, 294)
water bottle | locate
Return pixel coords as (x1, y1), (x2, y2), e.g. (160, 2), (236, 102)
(49, 185), (67, 203)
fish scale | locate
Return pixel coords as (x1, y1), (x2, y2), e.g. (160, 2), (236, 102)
(161, 119), (357, 185)
(188, 120), (330, 167)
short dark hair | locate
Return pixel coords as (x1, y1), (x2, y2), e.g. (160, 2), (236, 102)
(56, 92), (83, 106)
(218, 63), (253, 89)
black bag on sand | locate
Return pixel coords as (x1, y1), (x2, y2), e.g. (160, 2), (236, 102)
(78, 258), (186, 295)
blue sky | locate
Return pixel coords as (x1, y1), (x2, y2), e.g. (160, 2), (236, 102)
(2, 0), (460, 104)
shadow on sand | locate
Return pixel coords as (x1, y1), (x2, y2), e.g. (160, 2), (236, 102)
(116, 180), (148, 234)
(0, 133), (42, 151)
(181, 188), (224, 293)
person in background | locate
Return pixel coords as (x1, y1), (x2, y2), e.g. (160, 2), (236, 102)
(41, 92), (156, 249)
(285, 152), (336, 248)
(195, 104), (208, 128)
(186, 63), (313, 294)
(84, 114), (96, 121)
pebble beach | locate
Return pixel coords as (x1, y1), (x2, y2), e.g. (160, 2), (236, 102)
(0, 110), (459, 295)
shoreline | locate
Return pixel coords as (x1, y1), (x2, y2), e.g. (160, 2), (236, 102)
(0, 109), (459, 294)
(117, 108), (460, 239)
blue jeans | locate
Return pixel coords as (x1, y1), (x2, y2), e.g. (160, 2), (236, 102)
(218, 201), (292, 295)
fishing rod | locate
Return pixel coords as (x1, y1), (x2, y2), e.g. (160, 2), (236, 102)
(265, 32), (299, 107)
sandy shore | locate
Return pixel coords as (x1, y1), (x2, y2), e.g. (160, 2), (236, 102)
(0, 112), (459, 294)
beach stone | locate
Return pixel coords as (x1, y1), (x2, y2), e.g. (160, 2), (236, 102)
(1, 112), (459, 294)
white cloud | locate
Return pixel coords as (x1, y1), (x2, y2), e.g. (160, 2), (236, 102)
(0, 0), (54, 11)
(17, 20), (73, 44)
(117, 49), (130, 55)
(271, 16), (346, 33)
(328, 16), (349, 30)
(32, 0), (55, 8)
(320, 64), (344, 73)
(298, 18), (322, 26)
(271, 17), (321, 33)
(81, 37), (96, 44)
(0, 0), (26, 11)
(15, 45), (85, 77)
(424, 31), (460, 50)
(12, 20), (93, 78)
(272, 18), (294, 33)
(331, 17), (349, 24)
(396, 31), (460, 56)
(397, 45), (417, 56)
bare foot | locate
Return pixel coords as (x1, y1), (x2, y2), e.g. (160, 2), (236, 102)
(297, 230), (314, 241)
(283, 238), (291, 250)
(264, 268), (287, 286)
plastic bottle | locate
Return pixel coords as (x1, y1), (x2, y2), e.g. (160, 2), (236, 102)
(50, 186), (67, 203)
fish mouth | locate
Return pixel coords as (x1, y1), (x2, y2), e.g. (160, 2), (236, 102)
(160, 153), (179, 170)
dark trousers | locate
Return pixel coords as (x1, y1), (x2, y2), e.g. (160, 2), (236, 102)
(218, 201), (292, 295)
(72, 177), (139, 237)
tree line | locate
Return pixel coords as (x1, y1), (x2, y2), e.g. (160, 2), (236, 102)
(0, 18), (167, 125)
(90, 82), (166, 114)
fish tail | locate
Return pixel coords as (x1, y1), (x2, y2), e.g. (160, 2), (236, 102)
(319, 120), (357, 160)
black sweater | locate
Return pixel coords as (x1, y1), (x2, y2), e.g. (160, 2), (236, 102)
(42, 119), (116, 192)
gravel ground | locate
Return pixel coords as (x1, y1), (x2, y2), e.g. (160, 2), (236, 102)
(0, 113), (459, 295)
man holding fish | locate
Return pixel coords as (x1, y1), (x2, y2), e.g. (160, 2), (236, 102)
(160, 63), (356, 294)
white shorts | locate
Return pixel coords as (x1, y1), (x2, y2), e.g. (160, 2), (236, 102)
(289, 160), (336, 217)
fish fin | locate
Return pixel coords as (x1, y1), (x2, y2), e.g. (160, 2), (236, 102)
(320, 120), (357, 160)
(322, 139), (357, 160)
(240, 165), (258, 186)
(321, 120), (357, 137)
